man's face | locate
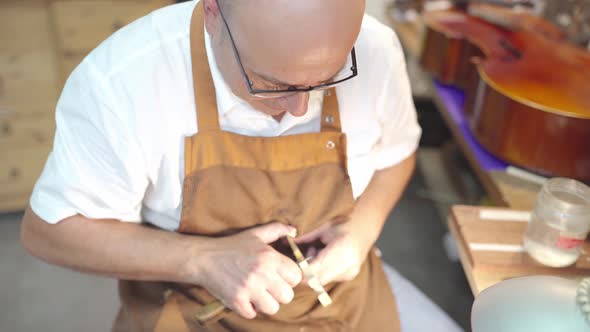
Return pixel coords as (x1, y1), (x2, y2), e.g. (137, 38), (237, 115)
(208, 0), (365, 118)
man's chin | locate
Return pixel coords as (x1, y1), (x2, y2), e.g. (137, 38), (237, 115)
(247, 100), (284, 116)
(288, 109), (308, 117)
(249, 100), (307, 117)
(262, 106), (288, 117)
(271, 109), (307, 118)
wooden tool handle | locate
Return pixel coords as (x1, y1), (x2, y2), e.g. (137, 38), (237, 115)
(194, 300), (226, 323)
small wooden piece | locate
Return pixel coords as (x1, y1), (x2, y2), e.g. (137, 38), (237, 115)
(286, 235), (332, 307)
(194, 300), (226, 323)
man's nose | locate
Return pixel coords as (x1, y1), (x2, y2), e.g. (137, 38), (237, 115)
(285, 92), (310, 117)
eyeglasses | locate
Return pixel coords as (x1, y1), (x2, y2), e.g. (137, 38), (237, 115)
(215, 0), (358, 99)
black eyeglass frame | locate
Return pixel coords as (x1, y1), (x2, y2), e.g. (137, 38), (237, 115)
(215, 0), (358, 97)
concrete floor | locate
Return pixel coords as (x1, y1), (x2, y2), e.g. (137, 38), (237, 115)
(0, 213), (119, 332)
(377, 165), (474, 329)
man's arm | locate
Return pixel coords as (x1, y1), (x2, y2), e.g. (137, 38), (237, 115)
(20, 210), (302, 318)
(20, 209), (201, 283)
(347, 151), (417, 256)
(300, 152), (416, 284)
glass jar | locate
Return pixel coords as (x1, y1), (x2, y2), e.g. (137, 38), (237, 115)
(523, 178), (590, 268)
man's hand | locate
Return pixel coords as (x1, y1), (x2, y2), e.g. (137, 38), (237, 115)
(294, 154), (417, 286)
(193, 222), (302, 319)
(295, 218), (369, 286)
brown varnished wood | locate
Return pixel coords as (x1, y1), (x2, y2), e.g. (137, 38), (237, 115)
(420, 4), (590, 181)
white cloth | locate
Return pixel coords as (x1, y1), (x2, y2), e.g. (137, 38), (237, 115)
(30, 0), (421, 229)
(382, 263), (465, 332)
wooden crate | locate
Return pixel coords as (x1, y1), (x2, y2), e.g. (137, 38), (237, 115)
(0, 114), (55, 148)
(448, 205), (590, 296)
(0, 1), (60, 117)
(0, 0), (173, 212)
(51, 0), (174, 82)
(50, 0), (173, 53)
(59, 51), (87, 83)
(0, 146), (53, 212)
(0, 50), (60, 115)
(0, 1), (55, 53)
(0, 1), (59, 212)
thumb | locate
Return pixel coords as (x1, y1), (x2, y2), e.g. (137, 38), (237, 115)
(248, 222), (297, 244)
(308, 243), (336, 285)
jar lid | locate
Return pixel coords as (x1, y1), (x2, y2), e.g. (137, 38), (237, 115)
(539, 178), (590, 215)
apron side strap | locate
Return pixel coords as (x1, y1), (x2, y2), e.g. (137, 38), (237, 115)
(321, 88), (342, 132)
(194, 84), (221, 132)
(190, 2), (221, 133)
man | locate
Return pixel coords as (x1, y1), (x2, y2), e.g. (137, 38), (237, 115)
(21, 0), (461, 331)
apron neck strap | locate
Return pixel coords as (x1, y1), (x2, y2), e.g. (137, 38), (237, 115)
(190, 2), (220, 132)
(190, 3), (343, 134)
(321, 89), (342, 132)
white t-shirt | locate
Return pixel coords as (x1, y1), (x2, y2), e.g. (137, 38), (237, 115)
(30, 0), (421, 231)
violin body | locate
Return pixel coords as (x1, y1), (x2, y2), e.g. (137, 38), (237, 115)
(420, 5), (590, 180)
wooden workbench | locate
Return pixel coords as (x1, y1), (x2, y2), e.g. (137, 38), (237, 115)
(449, 205), (590, 295)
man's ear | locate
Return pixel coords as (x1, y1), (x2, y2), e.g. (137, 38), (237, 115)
(203, 0), (221, 36)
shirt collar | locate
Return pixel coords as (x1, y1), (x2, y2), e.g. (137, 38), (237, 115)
(204, 29), (245, 118)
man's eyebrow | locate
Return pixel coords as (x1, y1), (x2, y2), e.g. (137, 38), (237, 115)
(253, 71), (293, 86)
(252, 68), (343, 87)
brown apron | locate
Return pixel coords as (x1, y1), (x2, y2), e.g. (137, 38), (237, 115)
(112, 3), (400, 331)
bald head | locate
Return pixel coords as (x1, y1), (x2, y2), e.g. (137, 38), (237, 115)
(216, 0), (242, 19)
(222, 0), (363, 83)
(204, 0), (365, 116)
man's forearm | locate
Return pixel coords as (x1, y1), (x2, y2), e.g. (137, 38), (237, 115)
(347, 152), (417, 253)
(20, 208), (204, 284)
(20, 153), (416, 284)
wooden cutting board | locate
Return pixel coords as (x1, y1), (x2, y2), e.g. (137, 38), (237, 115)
(449, 205), (590, 295)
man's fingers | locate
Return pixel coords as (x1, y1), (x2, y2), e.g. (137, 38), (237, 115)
(308, 243), (338, 284)
(266, 278), (295, 304)
(294, 222), (332, 243)
(231, 296), (257, 319)
(248, 222), (297, 244)
(251, 290), (280, 316)
(277, 256), (302, 287)
(306, 246), (318, 259)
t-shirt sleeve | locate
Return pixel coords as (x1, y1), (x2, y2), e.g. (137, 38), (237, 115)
(30, 61), (148, 224)
(370, 31), (422, 170)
